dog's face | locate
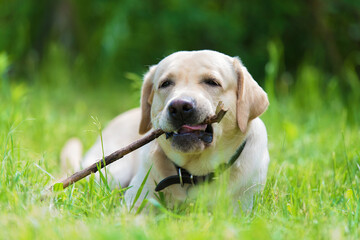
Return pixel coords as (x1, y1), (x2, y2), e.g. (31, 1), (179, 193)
(139, 50), (268, 171)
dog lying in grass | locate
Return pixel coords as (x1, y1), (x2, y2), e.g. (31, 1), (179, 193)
(61, 50), (270, 211)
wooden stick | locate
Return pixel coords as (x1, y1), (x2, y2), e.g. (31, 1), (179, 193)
(51, 102), (227, 190)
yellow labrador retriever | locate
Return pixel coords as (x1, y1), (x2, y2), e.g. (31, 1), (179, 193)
(61, 50), (269, 211)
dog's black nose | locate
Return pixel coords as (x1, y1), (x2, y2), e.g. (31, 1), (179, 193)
(168, 98), (195, 121)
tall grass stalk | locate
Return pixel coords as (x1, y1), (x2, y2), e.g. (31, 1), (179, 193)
(0, 50), (359, 239)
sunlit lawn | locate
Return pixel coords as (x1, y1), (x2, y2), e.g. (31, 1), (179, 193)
(1, 61), (359, 239)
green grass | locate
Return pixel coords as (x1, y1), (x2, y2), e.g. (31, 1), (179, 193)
(1, 56), (359, 239)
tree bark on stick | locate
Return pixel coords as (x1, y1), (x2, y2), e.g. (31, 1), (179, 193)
(51, 102), (227, 191)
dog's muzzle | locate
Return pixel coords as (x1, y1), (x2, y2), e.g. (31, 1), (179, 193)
(165, 97), (214, 148)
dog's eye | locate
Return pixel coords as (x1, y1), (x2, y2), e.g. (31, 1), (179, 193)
(203, 78), (221, 87)
(159, 80), (173, 89)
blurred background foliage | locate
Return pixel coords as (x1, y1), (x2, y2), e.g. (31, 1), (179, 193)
(0, 0), (359, 111)
(1, 2), (360, 238)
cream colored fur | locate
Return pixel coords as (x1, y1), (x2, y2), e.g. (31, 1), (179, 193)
(61, 50), (270, 211)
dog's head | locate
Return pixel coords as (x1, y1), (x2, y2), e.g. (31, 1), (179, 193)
(139, 50), (268, 171)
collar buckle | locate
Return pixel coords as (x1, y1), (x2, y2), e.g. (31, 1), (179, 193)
(155, 140), (247, 192)
(178, 168), (184, 187)
(190, 174), (195, 186)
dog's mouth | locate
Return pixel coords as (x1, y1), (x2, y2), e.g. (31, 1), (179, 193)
(166, 124), (214, 144)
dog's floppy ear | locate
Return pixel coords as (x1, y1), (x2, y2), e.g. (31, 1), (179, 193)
(139, 65), (157, 134)
(234, 57), (269, 133)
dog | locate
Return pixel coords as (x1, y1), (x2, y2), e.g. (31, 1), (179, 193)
(61, 50), (270, 211)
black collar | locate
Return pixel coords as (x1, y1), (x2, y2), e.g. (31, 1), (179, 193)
(155, 140), (247, 192)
